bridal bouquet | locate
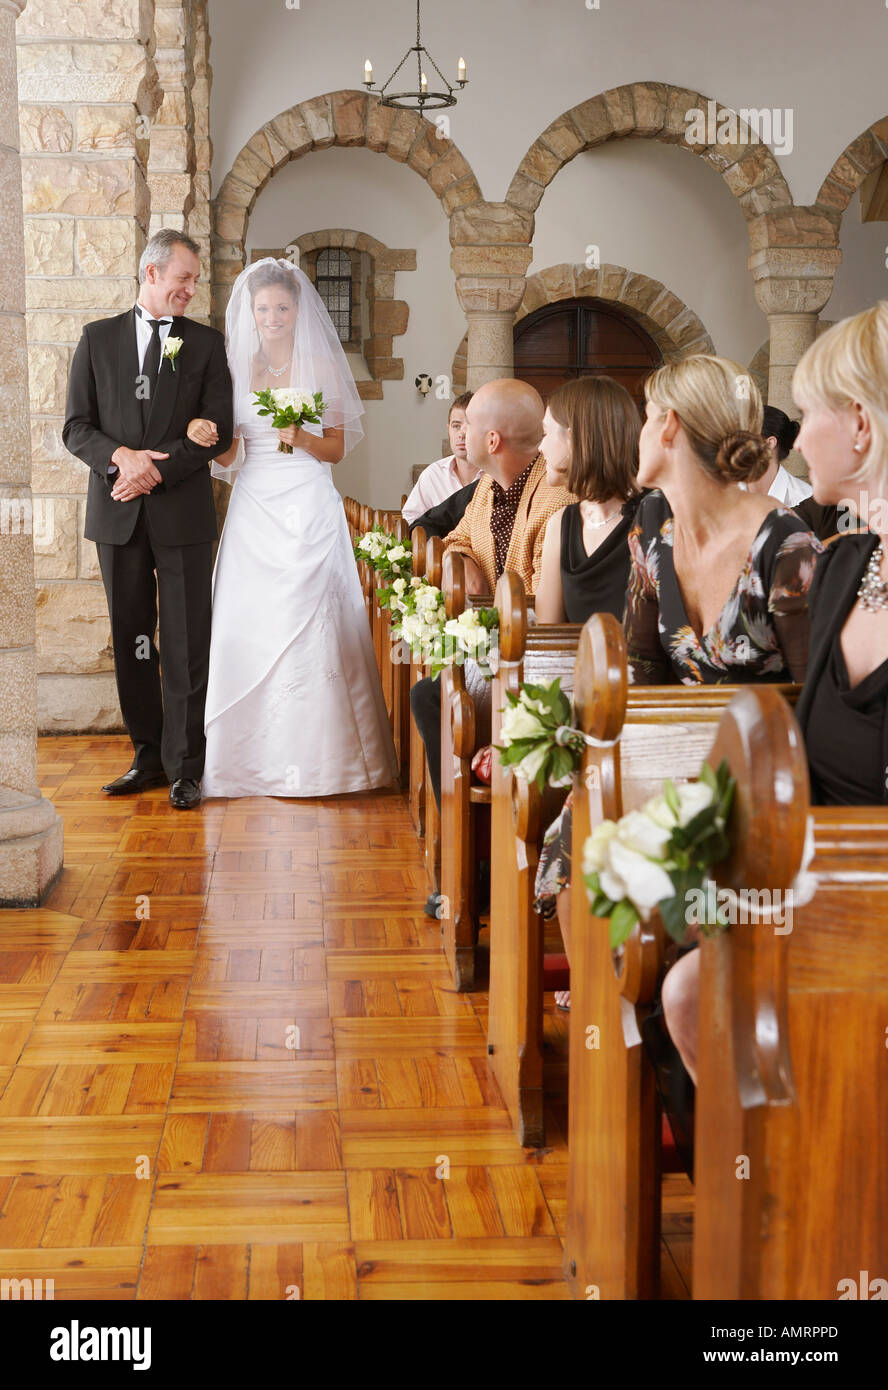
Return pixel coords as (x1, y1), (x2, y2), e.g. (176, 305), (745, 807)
(253, 386), (326, 453)
(496, 677), (589, 790)
(583, 760), (735, 948)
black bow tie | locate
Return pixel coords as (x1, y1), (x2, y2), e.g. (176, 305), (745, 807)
(135, 305), (172, 325)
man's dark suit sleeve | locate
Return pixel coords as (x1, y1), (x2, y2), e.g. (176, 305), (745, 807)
(408, 478), (479, 540)
(62, 327), (123, 479)
(153, 333), (234, 490)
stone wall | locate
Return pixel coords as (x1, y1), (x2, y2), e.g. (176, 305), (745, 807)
(16, 0), (212, 732)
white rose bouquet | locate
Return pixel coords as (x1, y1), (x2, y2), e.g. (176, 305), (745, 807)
(583, 759), (735, 948)
(253, 385), (326, 453)
(496, 677), (591, 790)
(390, 579), (497, 679)
(354, 528), (412, 592)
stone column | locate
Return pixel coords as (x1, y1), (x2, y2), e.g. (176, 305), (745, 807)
(749, 241), (842, 415)
(764, 312), (820, 418)
(451, 202), (532, 389)
(0, 0), (62, 905)
(16, 0), (159, 732)
(148, 0), (211, 324)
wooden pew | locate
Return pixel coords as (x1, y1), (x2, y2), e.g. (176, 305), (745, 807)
(693, 694), (888, 1300)
(408, 526), (428, 838)
(439, 549), (491, 990)
(356, 503), (374, 620)
(486, 573), (581, 1137)
(423, 535), (444, 896)
(563, 613), (800, 1299)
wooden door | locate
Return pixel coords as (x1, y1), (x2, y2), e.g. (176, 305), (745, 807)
(514, 298), (662, 411)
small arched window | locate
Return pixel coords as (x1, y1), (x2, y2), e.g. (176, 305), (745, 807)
(315, 248), (353, 343)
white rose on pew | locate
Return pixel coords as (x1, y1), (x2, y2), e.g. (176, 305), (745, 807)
(582, 819), (619, 874)
(646, 779), (714, 830)
(500, 702), (546, 746)
(415, 586), (441, 612)
(616, 808), (673, 861)
(517, 743), (548, 784)
(598, 828), (675, 916)
(400, 613), (424, 642)
(517, 690), (550, 716)
(392, 577), (407, 595)
(387, 544), (409, 563)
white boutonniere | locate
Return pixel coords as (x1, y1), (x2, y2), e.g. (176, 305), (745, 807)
(162, 336), (183, 372)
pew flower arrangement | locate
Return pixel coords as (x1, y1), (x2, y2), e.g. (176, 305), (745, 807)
(496, 677), (589, 790)
(353, 527), (412, 589)
(583, 760), (736, 948)
(389, 577), (498, 678)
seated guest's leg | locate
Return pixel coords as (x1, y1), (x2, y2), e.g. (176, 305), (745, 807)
(534, 793), (573, 1009)
(554, 887), (572, 1009)
(661, 949), (700, 1084)
(410, 675), (442, 809)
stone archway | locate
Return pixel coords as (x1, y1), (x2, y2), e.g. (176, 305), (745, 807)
(503, 83), (793, 235)
(212, 90), (481, 324)
(450, 262), (714, 392)
(814, 117), (888, 219)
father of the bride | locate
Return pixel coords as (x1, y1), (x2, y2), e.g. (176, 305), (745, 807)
(63, 229), (233, 809)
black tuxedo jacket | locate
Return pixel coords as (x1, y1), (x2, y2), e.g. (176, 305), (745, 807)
(63, 309), (234, 547)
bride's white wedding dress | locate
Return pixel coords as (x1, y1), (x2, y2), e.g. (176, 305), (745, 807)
(202, 399), (398, 798)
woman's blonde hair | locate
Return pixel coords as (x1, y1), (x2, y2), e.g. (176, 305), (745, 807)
(793, 301), (888, 498)
(644, 354), (770, 483)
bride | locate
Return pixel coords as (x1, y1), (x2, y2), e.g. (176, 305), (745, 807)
(190, 257), (398, 798)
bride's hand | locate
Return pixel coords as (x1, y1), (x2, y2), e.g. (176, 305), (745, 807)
(278, 424), (309, 450)
(187, 417), (219, 446)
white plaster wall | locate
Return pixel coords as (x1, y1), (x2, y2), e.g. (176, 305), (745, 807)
(246, 145), (465, 506)
(208, 0), (886, 208)
(828, 204), (888, 323)
(529, 139), (766, 366)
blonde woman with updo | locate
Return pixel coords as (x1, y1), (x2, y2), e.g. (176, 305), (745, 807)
(626, 355), (821, 685)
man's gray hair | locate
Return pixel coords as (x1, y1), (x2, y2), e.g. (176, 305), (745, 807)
(138, 228), (200, 283)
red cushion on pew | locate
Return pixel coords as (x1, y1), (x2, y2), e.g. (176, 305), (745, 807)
(661, 1113), (684, 1173)
(543, 954), (570, 991)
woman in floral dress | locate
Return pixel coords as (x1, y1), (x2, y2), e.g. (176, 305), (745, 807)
(534, 355), (822, 1007)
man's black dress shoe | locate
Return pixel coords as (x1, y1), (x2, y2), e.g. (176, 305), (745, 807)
(424, 891), (443, 919)
(169, 778), (201, 810)
(102, 769), (167, 796)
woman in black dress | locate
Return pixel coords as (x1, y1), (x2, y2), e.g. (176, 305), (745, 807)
(534, 375), (641, 623)
(526, 377), (642, 1005)
(793, 301), (888, 805)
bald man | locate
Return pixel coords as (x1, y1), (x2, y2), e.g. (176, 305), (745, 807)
(440, 379), (572, 594)
(410, 380), (574, 914)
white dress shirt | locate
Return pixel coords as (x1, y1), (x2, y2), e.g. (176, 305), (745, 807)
(110, 304), (174, 474)
(768, 463), (813, 506)
(739, 463), (813, 507)
(134, 301), (174, 372)
(401, 454), (482, 525)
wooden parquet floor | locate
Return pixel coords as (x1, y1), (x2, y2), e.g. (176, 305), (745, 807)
(0, 734), (692, 1300)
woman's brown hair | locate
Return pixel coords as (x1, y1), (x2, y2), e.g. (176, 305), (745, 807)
(547, 376), (640, 502)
